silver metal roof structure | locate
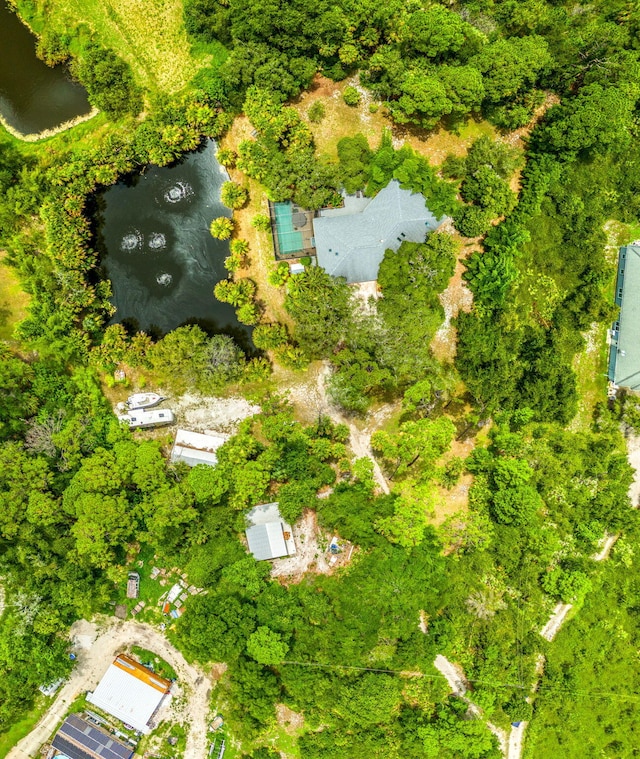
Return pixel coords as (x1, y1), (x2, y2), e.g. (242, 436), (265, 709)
(245, 503), (296, 561)
(86, 655), (170, 734)
(51, 714), (133, 759)
(170, 429), (228, 467)
(312, 180), (444, 283)
(609, 245), (640, 389)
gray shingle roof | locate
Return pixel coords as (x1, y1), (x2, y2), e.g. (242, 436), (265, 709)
(609, 245), (640, 389)
(312, 180), (444, 283)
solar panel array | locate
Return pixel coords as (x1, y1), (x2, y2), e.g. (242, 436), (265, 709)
(52, 714), (133, 759)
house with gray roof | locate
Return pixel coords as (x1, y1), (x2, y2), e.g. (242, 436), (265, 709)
(609, 244), (640, 390)
(312, 180), (444, 283)
(245, 502), (296, 561)
(51, 714), (133, 759)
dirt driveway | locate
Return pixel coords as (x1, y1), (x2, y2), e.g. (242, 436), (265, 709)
(8, 619), (213, 759)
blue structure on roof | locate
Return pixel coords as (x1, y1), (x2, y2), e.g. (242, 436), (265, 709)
(51, 714), (133, 759)
(313, 180), (445, 283)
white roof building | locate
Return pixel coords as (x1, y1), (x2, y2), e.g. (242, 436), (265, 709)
(170, 429), (228, 467)
(86, 655), (171, 734)
(245, 502), (296, 561)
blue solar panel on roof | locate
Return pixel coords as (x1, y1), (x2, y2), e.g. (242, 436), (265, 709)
(54, 715), (133, 759)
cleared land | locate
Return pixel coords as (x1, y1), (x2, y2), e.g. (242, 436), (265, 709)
(23, 0), (211, 93)
(7, 618), (214, 759)
(0, 252), (30, 341)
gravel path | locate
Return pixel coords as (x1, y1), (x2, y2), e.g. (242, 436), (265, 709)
(433, 655), (508, 757)
(7, 619), (213, 759)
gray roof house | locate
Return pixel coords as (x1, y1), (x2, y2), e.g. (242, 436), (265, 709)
(245, 502), (296, 561)
(609, 244), (640, 390)
(51, 714), (133, 759)
(312, 180), (444, 283)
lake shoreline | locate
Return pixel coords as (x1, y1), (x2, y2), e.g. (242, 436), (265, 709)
(0, 107), (99, 142)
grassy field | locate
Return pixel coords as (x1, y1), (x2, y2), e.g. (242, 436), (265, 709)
(0, 251), (30, 341)
(0, 697), (49, 759)
(17, 0), (217, 94)
(130, 645), (177, 680)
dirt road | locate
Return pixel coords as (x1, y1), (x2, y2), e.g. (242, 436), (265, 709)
(7, 619), (213, 759)
(433, 655), (508, 757)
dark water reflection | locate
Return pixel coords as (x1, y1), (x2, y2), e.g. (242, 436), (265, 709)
(0, 0), (91, 135)
(97, 140), (250, 343)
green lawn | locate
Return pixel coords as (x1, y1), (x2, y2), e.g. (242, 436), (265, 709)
(0, 696), (49, 759)
(130, 645), (177, 680)
(0, 252), (30, 341)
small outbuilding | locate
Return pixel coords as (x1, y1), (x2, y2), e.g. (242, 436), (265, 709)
(170, 429), (229, 468)
(51, 714), (133, 759)
(126, 572), (139, 599)
(245, 502), (296, 561)
(86, 655), (171, 734)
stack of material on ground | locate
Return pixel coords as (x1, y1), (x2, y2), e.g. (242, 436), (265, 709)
(130, 601), (146, 617)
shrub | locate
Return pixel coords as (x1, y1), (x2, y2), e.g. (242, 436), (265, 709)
(221, 182), (249, 210)
(268, 262), (290, 287)
(217, 148), (237, 168)
(342, 86), (361, 107)
(453, 205), (494, 237)
(73, 42), (141, 118)
(253, 323), (289, 350)
(252, 213), (271, 231)
(308, 102), (326, 123)
(210, 216), (234, 239)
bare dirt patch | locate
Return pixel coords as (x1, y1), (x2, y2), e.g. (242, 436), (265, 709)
(167, 392), (260, 435)
(276, 361), (397, 494)
(270, 510), (355, 583)
(431, 238), (475, 363)
(276, 704), (304, 734)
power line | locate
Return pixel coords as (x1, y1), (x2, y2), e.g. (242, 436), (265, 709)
(279, 659), (640, 702)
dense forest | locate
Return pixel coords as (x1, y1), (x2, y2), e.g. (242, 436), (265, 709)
(1, 0), (640, 756)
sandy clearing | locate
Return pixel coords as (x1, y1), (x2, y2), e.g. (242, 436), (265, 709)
(167, 392), (260, 436)
(539, 602), (573, 642)
(270, 509), (345, 581)
(625, 430), (640, 508)
(7, 619), (214, 759)
(280, 361), (395, 495)
(592, 533), (619, 562)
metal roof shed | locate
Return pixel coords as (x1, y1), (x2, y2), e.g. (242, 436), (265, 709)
(245, 503), (296, 561)
(609, 245), (640, 390)
(51, 714), (133, 759)
(170, 429), (228, 468)
(86, 655), (170, 734)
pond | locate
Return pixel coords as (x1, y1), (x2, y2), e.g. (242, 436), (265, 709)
(0, 0), (92, 137)
(97, 140), (250, 343)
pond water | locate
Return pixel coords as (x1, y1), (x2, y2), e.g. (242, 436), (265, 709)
(0, 0), (92, 136)
(97, 140), (250, 342)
